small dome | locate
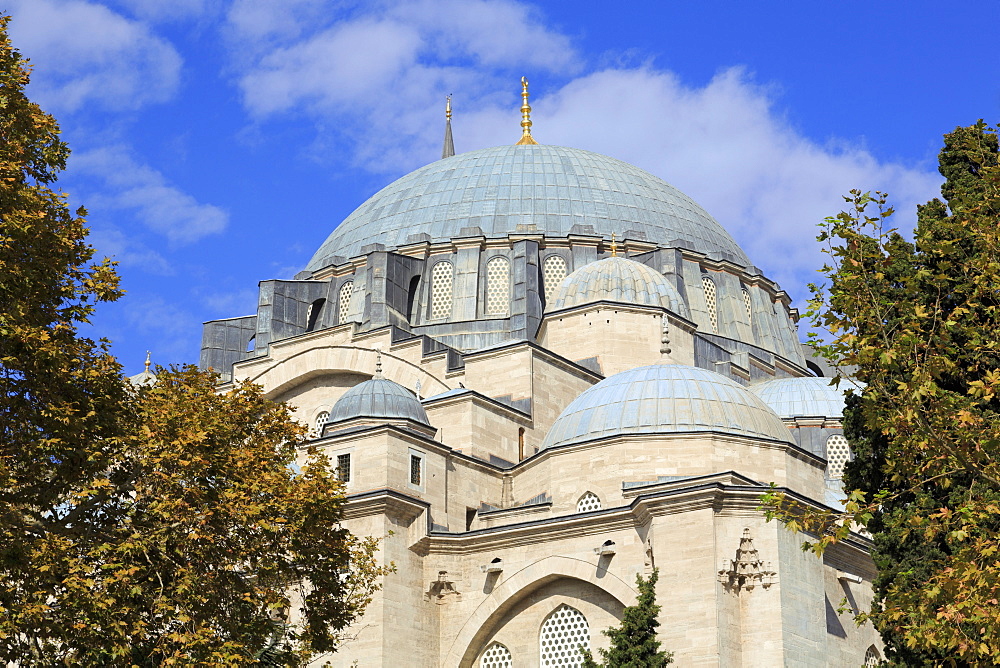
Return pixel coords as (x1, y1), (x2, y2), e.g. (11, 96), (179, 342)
(541, 364), (792, 450)
(330, 376), (430, 426)
(547, 256), (688, 316)
(750, 376), (857, 419)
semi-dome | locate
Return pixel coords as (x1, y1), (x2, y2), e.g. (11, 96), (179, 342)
(547, 255), (688, 317)
(750, 376), (857, 419)
(330, 375), (430, 426)
(306, 144), (751, 271)
(541, 364), (792, 450)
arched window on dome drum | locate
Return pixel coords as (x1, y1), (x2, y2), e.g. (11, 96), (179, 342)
(480, 642), (512, 668)
(742, 287), (753, 324)
(577, 492), (601, 513)
(430, 261), (454, 319)
(702, 275), (719, 333)
(826, 434), (851, 479)
(539, 604), (590, 667)
(864, 645), (881, 667)
(338, 281), (354, 323)
(485, 256), (510, 316)
(542, 254), (567, 304)
(305, 298), (325, 332)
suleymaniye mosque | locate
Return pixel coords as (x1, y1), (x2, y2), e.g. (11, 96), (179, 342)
(197, 80), (883, 666)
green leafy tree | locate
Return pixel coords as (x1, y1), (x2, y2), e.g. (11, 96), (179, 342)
(763, 122), (1000, 664)
(581, 569), (673, 667)
(0, 17), (387, 665)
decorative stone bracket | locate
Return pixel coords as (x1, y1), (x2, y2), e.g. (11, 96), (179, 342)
(426, 570), (461, 604)
(718, 528), (776, 593)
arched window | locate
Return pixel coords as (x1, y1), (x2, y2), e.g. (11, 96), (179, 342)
(742, 287), (753, 324)
(540, 604), (590, 667)
(542, 254), (567, 303)
(865, 645), (881, 666)
(306, 298), (325, 332)
(245, 335), (255, 353)
(485, 256), (510, 316)
(338, 281), (354, 323)
(430, 261), (454, 319)
(480, 642), (512, 668)
(577, 492), (601, 513)
(826, 434), (851, 479)
(311, 411), (330, 439)
(702, 275), (718, 333)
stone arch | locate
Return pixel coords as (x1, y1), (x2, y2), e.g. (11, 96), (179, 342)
(445, 555), (636, 668)
(241, 345), (451, 400)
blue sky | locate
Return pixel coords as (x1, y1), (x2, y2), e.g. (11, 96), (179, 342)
(7, 0), (999, 374)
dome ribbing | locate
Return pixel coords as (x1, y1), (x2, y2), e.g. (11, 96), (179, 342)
(547, 256), (688, 316)
(330, 377), (430, 426)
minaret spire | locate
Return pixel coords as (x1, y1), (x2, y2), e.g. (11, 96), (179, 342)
(144, 350), (151, 373)
(515, 76), (538, 145)
(442, 95), (455, 159)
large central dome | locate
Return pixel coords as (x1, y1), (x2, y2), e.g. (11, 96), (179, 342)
(306, 145), (751, 271)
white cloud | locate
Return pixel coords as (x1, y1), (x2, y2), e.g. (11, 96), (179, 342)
(88, 226), (175, 275)
(109, 0), (221, 23)
(72, 147), (228, 245)
(7, 0), (181, 112)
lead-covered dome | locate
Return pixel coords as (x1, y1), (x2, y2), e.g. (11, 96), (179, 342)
(547, 256), (688, 317)
(541, 364), (793, 450)
(330, 376), (430, 426)
(750, 376), (857, 419)
(307, 145), (751, 270)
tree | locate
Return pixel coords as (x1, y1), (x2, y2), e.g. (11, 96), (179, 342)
(581, 569), (673, 667)
(763, 122), (1000, 664)
(0, 18), (386, 665)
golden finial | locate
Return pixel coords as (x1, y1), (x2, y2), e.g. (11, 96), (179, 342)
(515, 76), (538, 145)
(611, 233), (618, 257)
(445, 95), (452, 120)
(144, 351), (151, 373)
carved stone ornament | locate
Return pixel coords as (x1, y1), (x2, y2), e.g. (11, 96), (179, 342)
(718, 528), (776, 593)
(426, 570), (461, 604)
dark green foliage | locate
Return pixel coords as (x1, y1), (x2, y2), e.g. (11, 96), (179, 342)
(581, 569), (673, 667)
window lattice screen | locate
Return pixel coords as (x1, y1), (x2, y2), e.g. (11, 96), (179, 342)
(865, 645), (881, 667)
(702, 276), (718, 333)
(542, 255), (567, 303)
(826, 434), (851, 479)
(577, 492), (601, 513)
(485, 256), (510, 315)
(480, 642), (512, 668)
(540, 604), (590, 667)
(742, 287), (753, 324)
(311, 411), (329, 439)
(336, 453), (351, 483)
(410, 454), (422, 486)
(338, 281), (354, 322)
(430, 261), (454, 319)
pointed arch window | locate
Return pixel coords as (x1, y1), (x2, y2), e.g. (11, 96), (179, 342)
(540, 604), (590, 667)
(577, 492), (601, 513)
(826, 434), (851, 479)
(430, 261), (454, 319)
(480, 642), (512, 668)
(742, 286), (753, 324)
(865, 645), (881, 667)
(338, 281), (354, 323)
(306, 298), (325, 332)
(701, 275), (718, 333)
(311, 411), (330, 439)
(485, 256), (510, 316)
(542, 254), (567, 303)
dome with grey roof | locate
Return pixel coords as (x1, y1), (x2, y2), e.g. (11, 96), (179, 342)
(306, 144), (751, 271)
(547, 256), (688, 316)
(329, 376), (430, 426)
(541, 364), (792, 450)
(750, 376), (858, 419)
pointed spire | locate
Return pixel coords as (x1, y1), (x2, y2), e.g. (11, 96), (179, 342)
(144, 350), (151, 373)
(442, 95), (455, 159)
(515, 76), (538, 145)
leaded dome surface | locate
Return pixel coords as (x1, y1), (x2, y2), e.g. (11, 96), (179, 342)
(329, 376), (430, 426)
(541, 364), (792, 450)
(547, 256), (688, 316)
(306, 145), (751, 270)
(750, 376), (856, 419)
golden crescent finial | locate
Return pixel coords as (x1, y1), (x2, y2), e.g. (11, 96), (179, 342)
(611, 233), (618, 257)
(144, 350), (151, 373)
(515, 76), (538, 145)
(445, 95), (452, 120)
